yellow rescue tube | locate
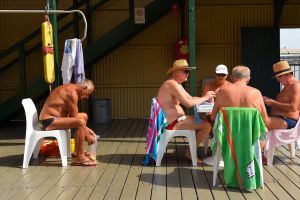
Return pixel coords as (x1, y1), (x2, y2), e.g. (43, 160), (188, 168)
(41, 20), (55, 84)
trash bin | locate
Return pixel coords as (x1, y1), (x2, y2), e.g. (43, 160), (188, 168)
(93, 98), (111, 123)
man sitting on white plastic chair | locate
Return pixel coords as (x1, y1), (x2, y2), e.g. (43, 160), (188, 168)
(211, 65), (269, 189)
(262, 61), (300, 144)
(157, 59), (215, 164)
(211, 65), (270, 127)
(39, 79), (97, 166)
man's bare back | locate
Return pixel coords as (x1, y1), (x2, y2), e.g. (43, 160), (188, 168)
(211, 66), (269, 126)
(40, 84), (79, 120)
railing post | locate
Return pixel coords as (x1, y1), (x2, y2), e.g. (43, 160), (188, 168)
(73, 0), (80, 38)
(49, 0), (60, 87)
(86, 0), (94, 117)
(129, 0), (134, 20)
(188, 0), (196, 96)
(19, 45), (26, 98)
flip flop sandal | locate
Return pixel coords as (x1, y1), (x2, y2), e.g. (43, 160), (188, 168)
(71, 160), (97, 166)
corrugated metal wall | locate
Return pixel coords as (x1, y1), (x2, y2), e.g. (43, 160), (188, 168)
(1, 0), (300, 119)
(92, 10), (181, 118)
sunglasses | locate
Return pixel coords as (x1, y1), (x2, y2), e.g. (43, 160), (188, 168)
(183, 70), (190, 74)
(216, 73), (226, 77)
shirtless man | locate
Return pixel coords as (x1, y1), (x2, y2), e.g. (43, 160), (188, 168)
(263, 60), (300, 130)
(211, 65), (269, 125)
(202, 64), (231, 96)
(202, 64), (231, 124)
(39, 79), (97, 166)
(157, 59), (215, 164)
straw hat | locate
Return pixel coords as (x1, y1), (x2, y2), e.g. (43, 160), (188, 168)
(273, 60), (293, 78)
(167, 59), (196, 76)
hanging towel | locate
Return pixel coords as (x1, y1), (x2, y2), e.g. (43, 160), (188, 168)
(73, 39), (85, 83)
(212, 107), (267, 190)
(61, 38), (85, 84)
(143, 98), (168, 165)
(61, 39), (77, 84)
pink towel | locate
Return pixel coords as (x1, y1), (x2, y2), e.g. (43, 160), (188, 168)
(265, 119), (300, 151)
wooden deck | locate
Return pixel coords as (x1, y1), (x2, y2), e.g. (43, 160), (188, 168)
(0, 119), (300, 200)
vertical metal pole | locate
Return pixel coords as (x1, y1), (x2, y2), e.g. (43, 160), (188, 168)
(73, 0), (79, 38)
(179, 0), (185, 38)
(19, 45), (26, 98)
(49, 0), (60, 87)
(188, 0), (196, 96)
(129, 0), (134, 20)
(86, 0), (94, 118)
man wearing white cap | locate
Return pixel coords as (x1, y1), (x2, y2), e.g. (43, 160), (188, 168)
(157, 59), (216, 164)
(202, 64), (231, 97)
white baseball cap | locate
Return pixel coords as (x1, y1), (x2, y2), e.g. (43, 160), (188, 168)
(215, 64), (228, 75)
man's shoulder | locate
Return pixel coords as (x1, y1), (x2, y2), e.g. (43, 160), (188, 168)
(55, 84), (78, 97)
(162, 79), (178, 87)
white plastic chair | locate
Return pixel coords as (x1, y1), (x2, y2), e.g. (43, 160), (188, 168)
(264, 118), (300, 166)
(212, 108), (265, 189)
(22, 98), (71, 168)
(156, 129), (197, 166)
(204, 135), (210, 154)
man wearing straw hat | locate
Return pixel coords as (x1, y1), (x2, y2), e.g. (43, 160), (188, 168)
(157, 59), (216, 164)
(263, 60), (300, 130)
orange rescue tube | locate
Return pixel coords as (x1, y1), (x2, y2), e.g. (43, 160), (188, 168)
(41, 19), (55, 84)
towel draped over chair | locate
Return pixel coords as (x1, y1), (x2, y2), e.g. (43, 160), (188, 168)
(212, 107), (267, 190)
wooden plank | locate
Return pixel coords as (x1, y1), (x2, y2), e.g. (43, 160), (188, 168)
(202, 163), (229, 199)
(264, 164), (300, 199)
(151, 165), (167, 200)
(55, 119), (117, 199)
(57, 167), (95, 200)
(0, 166), (45, 200)
(23, 167), (67, 200)
(135, 165), (154, 200)
(176, 137), (198, 200)
(272, 154), (300, 188)
(165, 139), (182, 200)
(9, 166), (61, 200)
(1, 120), (300, 200)
(72, 120), (131, 200)
(276, 145), (300, 168)
(178, 137), (214, 200)
(262, 167), (294, 200)
(88, 119), (138, 199)
(132, 120), (155, 200)
(40, 167), (82, 200)
(24, 120), (118, 200)
(74, 120), (133, 199)
(36, 123), (114, 200)
(103, 120), (146, 200)
(120, 121), (154, 200)
(217, 170), (245, 199)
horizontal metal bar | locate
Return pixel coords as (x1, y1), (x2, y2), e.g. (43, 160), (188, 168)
(0, 9), (87, 41)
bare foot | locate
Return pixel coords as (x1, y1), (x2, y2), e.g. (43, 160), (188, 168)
(71, 157), (97, 166)
(185, 148), (203, 165)
(262, 155), (267, 165)
(72, 151), (90, 158)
